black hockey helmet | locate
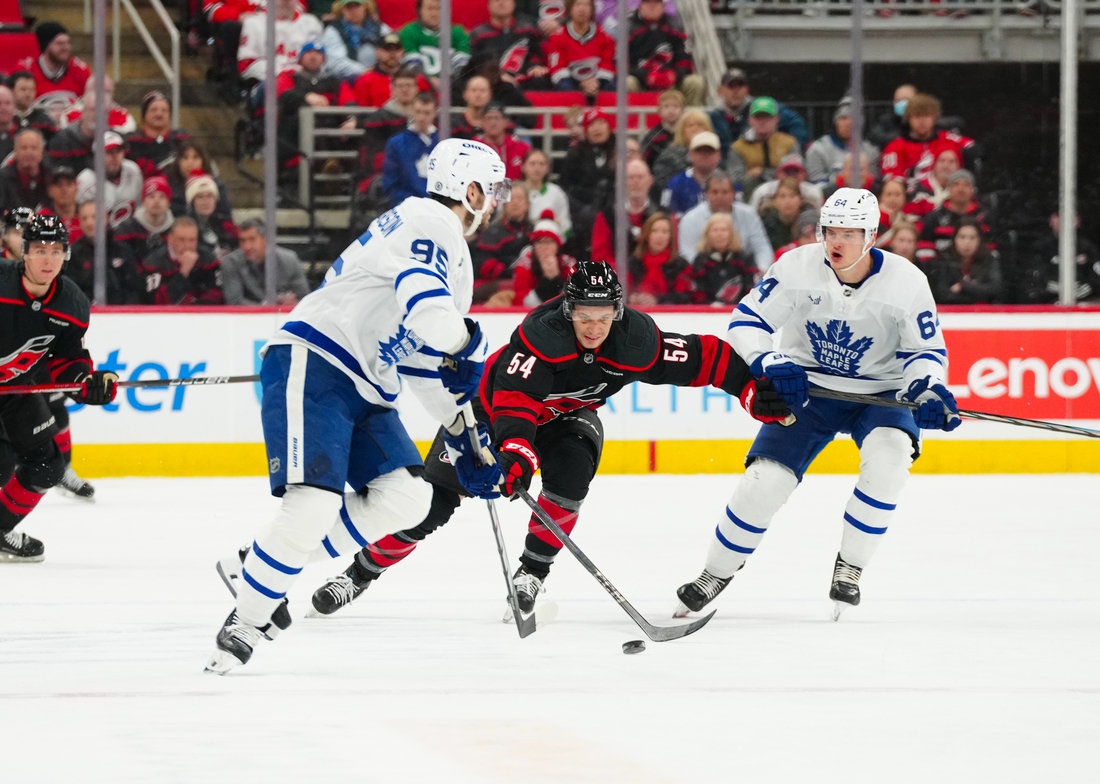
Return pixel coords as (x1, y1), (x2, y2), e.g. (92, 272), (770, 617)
(22, 213), (70, 260)
(3, 207), (36, 232)
(563, 260), (624, 321)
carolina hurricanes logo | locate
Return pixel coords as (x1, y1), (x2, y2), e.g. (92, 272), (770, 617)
(540, 0), (565, 20)
(641, 45), (673, 72)
(0, 335), (55, 383)
(500, 39), (530, 74)
(570, 57), (602, 82)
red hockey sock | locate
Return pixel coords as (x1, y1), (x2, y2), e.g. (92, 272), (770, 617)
(526, 494), (579, 550)
(0, 473), (45, 530)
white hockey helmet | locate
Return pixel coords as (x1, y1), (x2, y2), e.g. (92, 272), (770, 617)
(817, 187), (880, 256)
(426, 138), (511, 236)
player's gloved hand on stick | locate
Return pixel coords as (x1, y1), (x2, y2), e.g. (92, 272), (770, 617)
(439, 318), (489, 405)
(443, 423), (502, 499)
(497, 438), (538, 499)
(751, 352), (809, 409)
(899, 377), (961, 431)
(74, 370), (119, 406)
(739, 378), (795, 426)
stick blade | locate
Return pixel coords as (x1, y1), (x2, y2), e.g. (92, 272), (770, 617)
(640, 609), (716, 642)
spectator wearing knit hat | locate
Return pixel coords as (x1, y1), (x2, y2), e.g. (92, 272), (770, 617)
(75, 131), (144, 227)
(124, 91), (193, 178)
(512, 214), (577, 308)
(186, 173), (239, 260)
(17, 22), (92, 101)
(166, 141), (232, 218)
(115, 176), (176, 268)
(220, 218), (310, 306)
(805, 95), (880, 189)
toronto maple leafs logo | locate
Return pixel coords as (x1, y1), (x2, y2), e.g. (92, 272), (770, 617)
(805, 319), (873, 376)
(378, 325), (425, 366)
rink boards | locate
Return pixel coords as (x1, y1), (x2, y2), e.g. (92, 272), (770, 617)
(66, 308), (1100, 476)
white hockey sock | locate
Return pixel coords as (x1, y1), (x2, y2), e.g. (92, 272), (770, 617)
(705, 459), (798, 578)
(237, 485), (344, 627)
(840, 428), (913, 569)
(318, 468), (432, 560)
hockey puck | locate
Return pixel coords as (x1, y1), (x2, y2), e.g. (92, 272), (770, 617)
(622, 639), (646, 655)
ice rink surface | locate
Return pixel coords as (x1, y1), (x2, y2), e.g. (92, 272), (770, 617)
(1, 473), (1097, 783)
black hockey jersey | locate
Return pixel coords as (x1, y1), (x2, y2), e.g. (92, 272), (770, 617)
(470, 16), (546, 81)
(482, 297), (757, 446)
(0, 261), (92, 388)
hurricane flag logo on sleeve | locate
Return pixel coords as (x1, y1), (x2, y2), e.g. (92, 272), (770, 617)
(806, 319), (873, 376)
(0, 335), (55, 382)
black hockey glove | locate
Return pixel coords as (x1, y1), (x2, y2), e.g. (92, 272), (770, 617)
(739, 378), (795, 426)
(497, 438), (538, 498)
(75, 371), (120, 406)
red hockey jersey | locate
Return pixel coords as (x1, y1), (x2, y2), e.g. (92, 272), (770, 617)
(545, 23), (615, 86)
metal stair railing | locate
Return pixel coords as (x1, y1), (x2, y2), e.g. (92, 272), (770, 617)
(110, 0), (180, 127)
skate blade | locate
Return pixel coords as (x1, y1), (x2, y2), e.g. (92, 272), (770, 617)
(204, 649), (245, 675)
(0, 552), (45, 563)
(57, 487), (96, 503)
(672, 601), (692, 619)
(831, 601), (852, 621)
(502, 600), (558, 627)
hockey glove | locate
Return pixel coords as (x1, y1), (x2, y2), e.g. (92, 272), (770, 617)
(739, 378), (795, 426)
(439, 319), (489, 405)
(751, 352), (809, 409)
(443, 423), (503, 499)
(899, 377), (961, 431)
(497, 438), (539, 499)
(75, 371), (119, 406)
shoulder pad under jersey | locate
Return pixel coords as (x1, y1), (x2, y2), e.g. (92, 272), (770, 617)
(597, 307), (660, 372)
(516, 299), (578, 363)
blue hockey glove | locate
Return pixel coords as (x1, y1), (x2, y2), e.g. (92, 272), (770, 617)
(443, 423), (502, 499)
(899, 377), (961, 431)
(439, 319), (489, 405)
(751, 352), (809, 409)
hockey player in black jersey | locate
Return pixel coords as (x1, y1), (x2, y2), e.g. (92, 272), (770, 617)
(0, 215), (118, 561)
(310, 261), (793, 616)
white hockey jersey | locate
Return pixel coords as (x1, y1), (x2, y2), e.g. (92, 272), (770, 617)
(265, 197), (476, 421)
(237, 10), (323, 81)
(728, 244), (948, 395)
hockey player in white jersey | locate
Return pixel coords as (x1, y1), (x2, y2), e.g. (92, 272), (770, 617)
(205, 138), (510, 674)
(675, 187), (961, 620)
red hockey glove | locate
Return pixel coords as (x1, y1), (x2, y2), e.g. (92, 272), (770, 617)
(75, 371), (120, 406)
(740, 378), (795, 426)
(497, 438), (539, 498)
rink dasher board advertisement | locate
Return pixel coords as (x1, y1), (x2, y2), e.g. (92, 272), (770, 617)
(67, 309), (1100, 476)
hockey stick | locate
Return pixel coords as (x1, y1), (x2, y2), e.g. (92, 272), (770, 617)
(808, 387), (1100, 439)
(0, 374), (261, 396)
(456, 403), (555, 638)
(513, 486), (716, 643)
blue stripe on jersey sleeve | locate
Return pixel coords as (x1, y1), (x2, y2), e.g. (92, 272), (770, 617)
(394, 267), (449, 291)
(903, 352), (946, 368)
(730, 303), (775, 333)
(398, 366), (441, 379)
(419, 346), (444, 358)
(403, 288), (451, 314)
(279, 320), (399, 402)
(896, 349), (947, 359)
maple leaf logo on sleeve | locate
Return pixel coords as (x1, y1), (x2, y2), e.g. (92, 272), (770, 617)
(805, 319), (873, 376)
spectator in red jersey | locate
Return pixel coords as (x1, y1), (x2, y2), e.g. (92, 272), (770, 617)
(627, 211), (695, 305)
(874, 176), (910, 248)
(690, 212), (758, 306)
(511, 214), (578, 308)
(886, 219), (919, 264)
(322, 0), (391, 84)
(475, 102), (530, 181)
(75, 131), (144, 228)
(546, 0), (615, 96)
(470, 182), (531, 303)
(640, 89), (683, 169)
(880, 93), (974, 186)
(18, 22), (92, 102)
(626, 0), (702, 105)
(203, 0), (263, 90)
(125, 91), (193, 177)
(903, 142), (961, 223)
(64, 200), (144, 304)
(591, 156), (657, 267)
(916, 169), (992, 263)
(166, 141), (232, 218)
(275, 41), (353, 171)
(0, 87), (20, 164)
(140, 216), (224, 305)
(47, 166), (80, 241)
(60, 76), (136, 135)
(339, 33), (428, 107)
(451, 75), (494, 140)
(926, 218), (1003, 304)
(187, 173), (239, 260)
(10, 71), (57, 142)
(471, 0), (551, 90)
(0, 129), (51, 213)
(114, 176), (176, 268)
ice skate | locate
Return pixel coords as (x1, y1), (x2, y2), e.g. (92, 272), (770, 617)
(503, 565), (545, 621)
(309, 566), (370, 617)
(829, 553), (863, 621)
(204, 609), (271, 674)
(674, 568), (734, 617)
(215, 546), (292, 638)
(57, 466), (95, 502)
(0, 529), (44, 563)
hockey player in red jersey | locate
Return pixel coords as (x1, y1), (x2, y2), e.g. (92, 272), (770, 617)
(309, 261), (793, 617)
(0, 215), (118, 561)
